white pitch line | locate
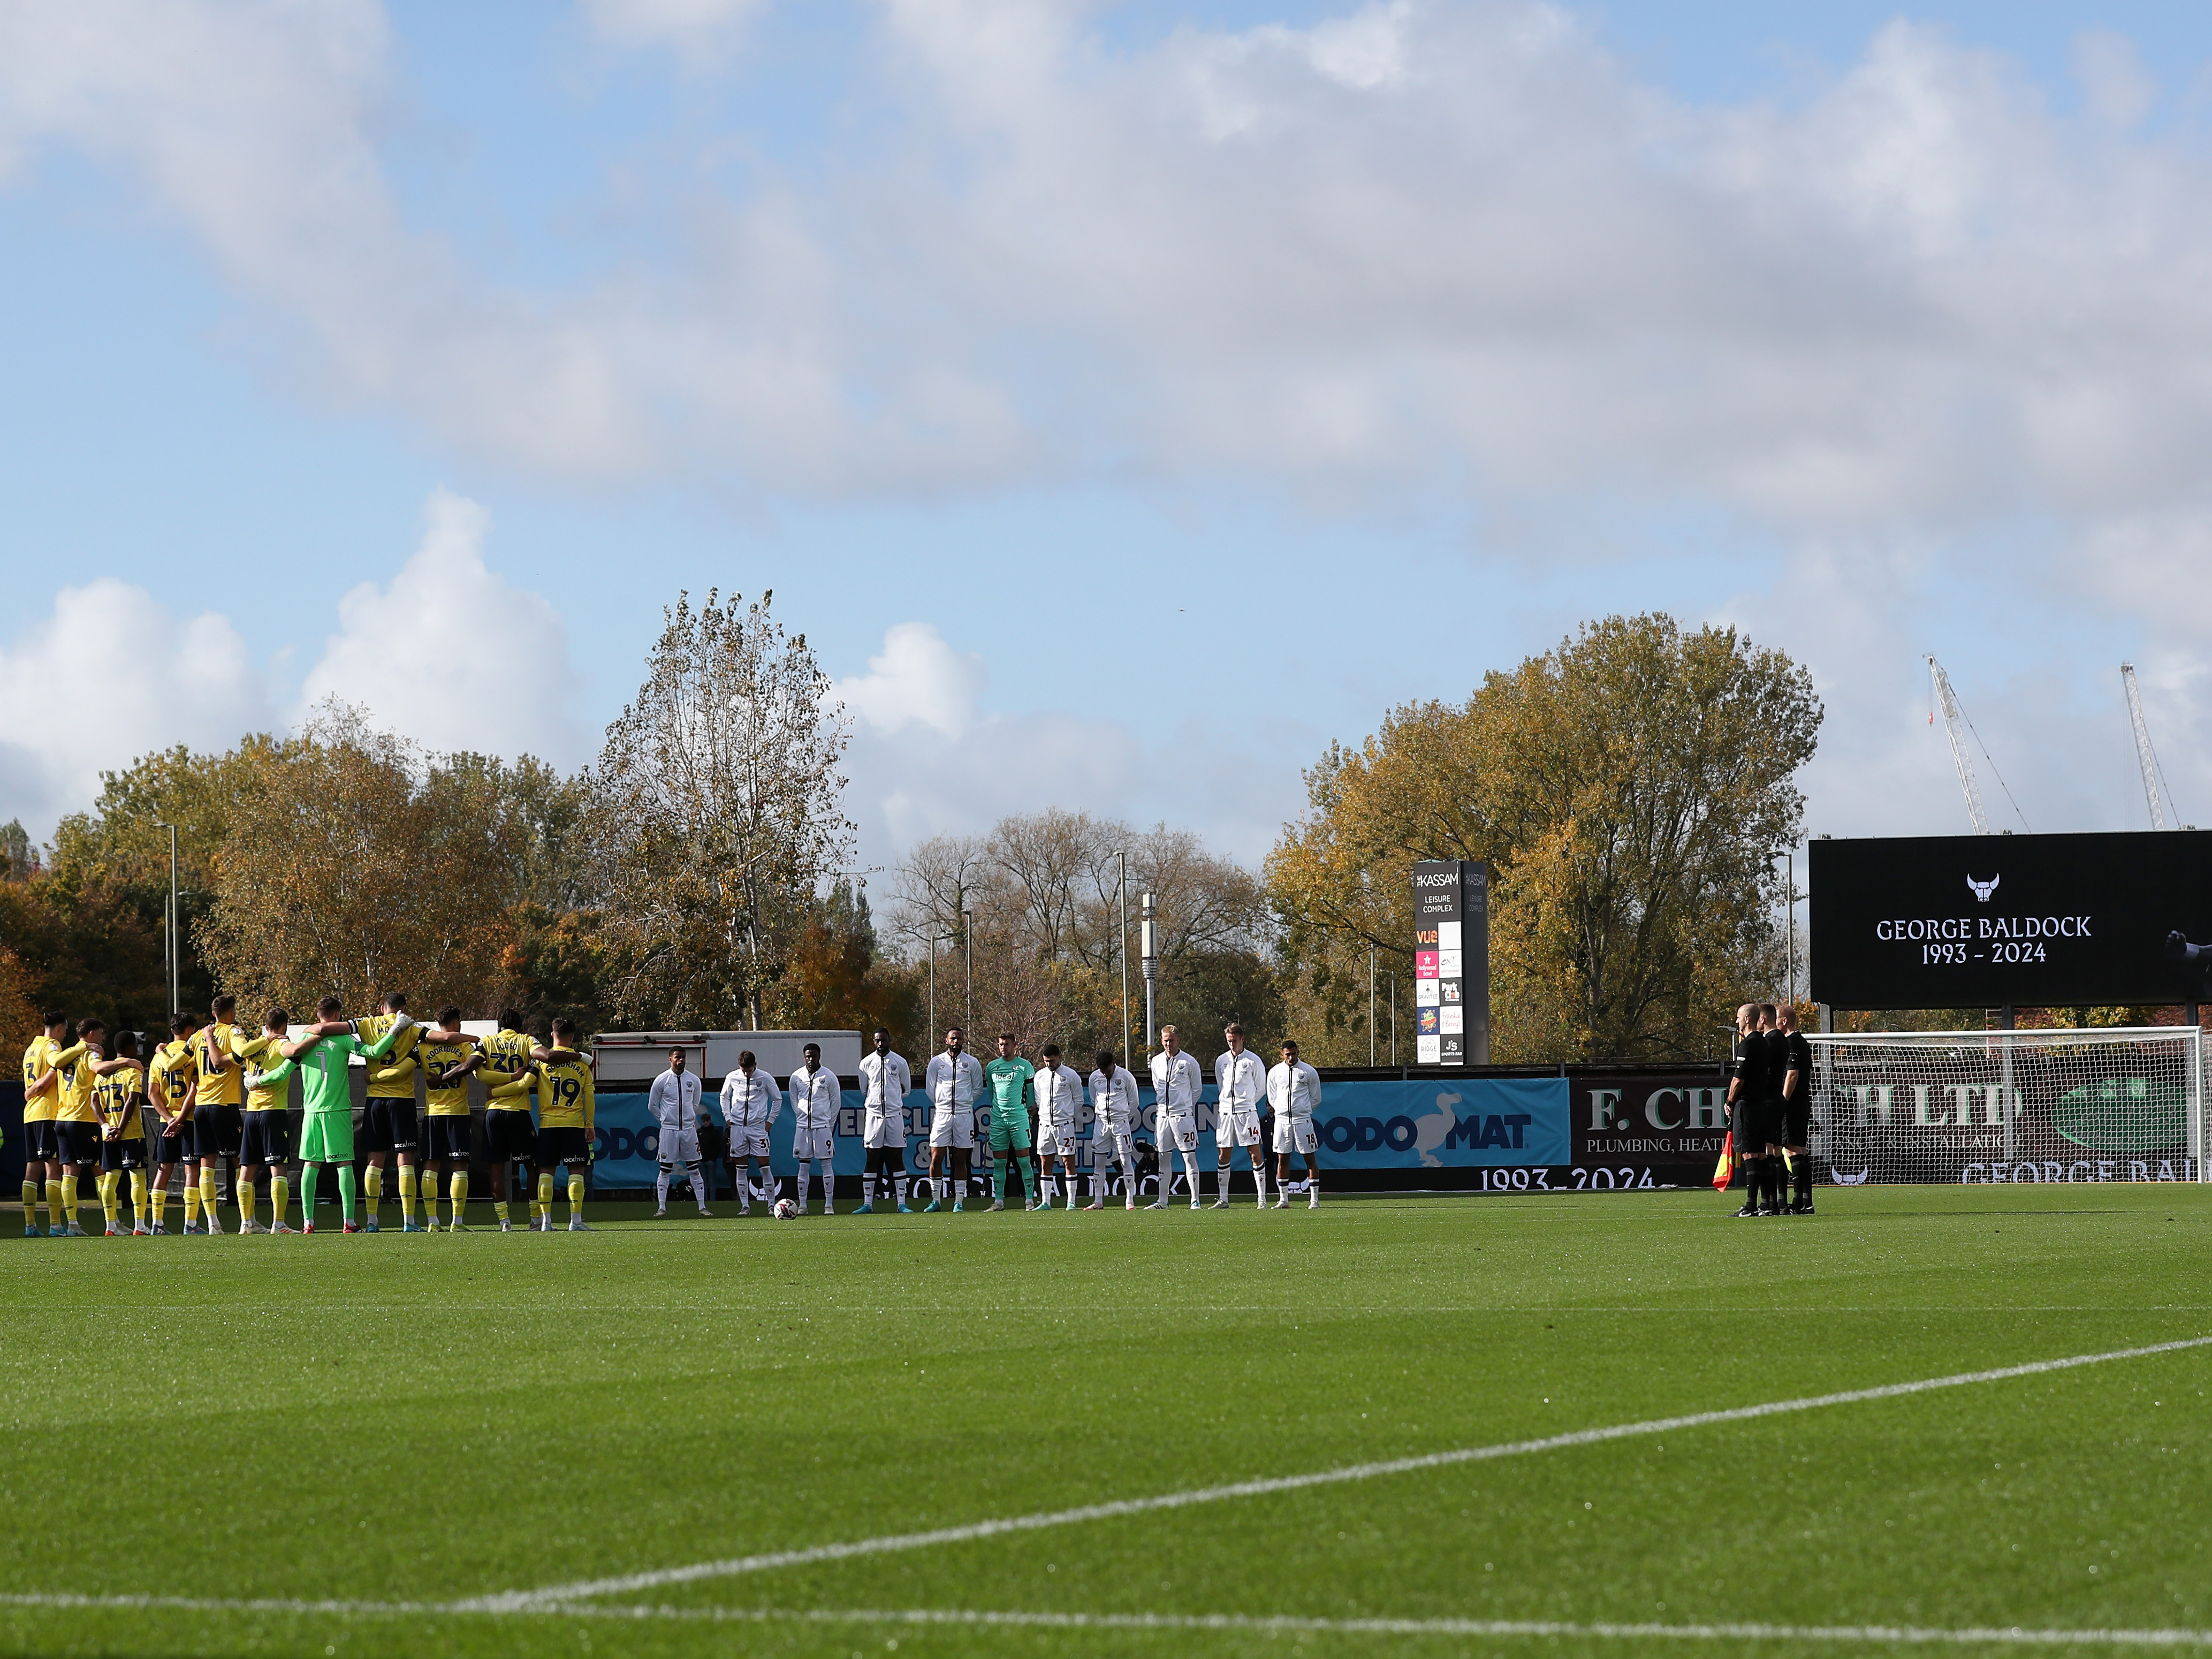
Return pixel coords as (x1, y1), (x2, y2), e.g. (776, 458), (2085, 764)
(475, 1333), (2212, 1611)
(3, 1595), (2210, 1648)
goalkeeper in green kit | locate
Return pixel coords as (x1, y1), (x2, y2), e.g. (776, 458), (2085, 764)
(984, 1033), (1040, 1211)
(243, 994), (410, 1234)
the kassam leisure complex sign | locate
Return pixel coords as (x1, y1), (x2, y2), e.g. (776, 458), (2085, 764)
(1808, 830), (2212, 1009)
(1414, 860), (1491, 1065)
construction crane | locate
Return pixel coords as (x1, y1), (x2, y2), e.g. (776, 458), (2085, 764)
(1927, 655), (1990, 834)
(2121, 663), (2178, 830)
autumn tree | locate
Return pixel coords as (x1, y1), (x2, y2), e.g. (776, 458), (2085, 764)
(199, 705), (530, 1013)
(888, 811), (1278, 1062)
(1270, 614), (1820, 1064)
(590, 590), (854, 1029)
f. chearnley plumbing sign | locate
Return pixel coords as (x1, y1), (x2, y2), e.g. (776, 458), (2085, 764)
(1808, 831), (2212, 1010)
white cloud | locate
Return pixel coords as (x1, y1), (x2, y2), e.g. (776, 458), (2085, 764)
(0, 580), (276, 841)
(835, 621), (1141, 850)
(578, 0), (771, 64)
(0, 492), (586, 842)
(7, 0), (2212, 521)
(298, 490), (588, 765)
(831, 621), (1299, 864)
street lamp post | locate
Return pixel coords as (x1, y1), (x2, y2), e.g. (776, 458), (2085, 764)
(154, 821), (179, 1019)
(1369, 945), (1377, 1066)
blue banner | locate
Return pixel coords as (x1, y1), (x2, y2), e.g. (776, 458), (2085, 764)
(587, 1076), (1571, 1186)
(1310, 1077), (1569, 1168)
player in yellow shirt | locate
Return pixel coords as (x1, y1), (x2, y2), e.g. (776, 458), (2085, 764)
(490, 1016), (594, 1232)
(416, 1008), (478, 1232)
(233, 1008), (295, 1234)
(353, 992), (426, 1232)
(473, 1008), (538, 1226)
(20, 1010), (85, 1237)
(53, 1018), (135, 1237)
(189, 996), (246, 1235)
(145, 1015), (200, 1234)
(91, 1031), (150, 1237)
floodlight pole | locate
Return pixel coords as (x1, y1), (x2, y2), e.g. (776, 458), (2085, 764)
(1369, 946), (1378, 1067)
(154, 821), (178, 1019)
(1140, 892), (1158, 1075)
(1388, 976), (1397, 1067)
(962, 908), (974, 1038)
(926, 931), (937, 1047)
(1118, 849), (1130, 1067)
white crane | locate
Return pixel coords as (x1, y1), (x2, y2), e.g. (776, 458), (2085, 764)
(2120, 663), (2178, 831)
(1926, 655), (1990, 834)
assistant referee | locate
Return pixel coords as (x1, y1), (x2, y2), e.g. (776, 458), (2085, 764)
(1726, 1002), (1773, 1217)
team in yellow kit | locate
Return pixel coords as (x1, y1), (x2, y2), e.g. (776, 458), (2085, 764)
(17, 995), (598, 1240)
(89, 1030), (149, 1236)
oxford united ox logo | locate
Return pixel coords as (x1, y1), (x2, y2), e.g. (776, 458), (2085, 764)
(1966, 873), (2000, 903)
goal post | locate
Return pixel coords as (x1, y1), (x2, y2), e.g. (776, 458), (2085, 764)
(1804, 1027), (2206, 1185)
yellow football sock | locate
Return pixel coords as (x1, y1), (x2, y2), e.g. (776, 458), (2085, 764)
(493, 1199), (511, 1226)
(96, 1172), (118, 1228)
(237, 1178), (256, 1230)
(131, 1171), (149, 1225)
(44, 1179), (62, 1230)
(364, 1164), (383, 1220)
(535, 1173), (553, 1222)
(19, 1179), (37, 1228)
(567, 1175), (584, 1219)
(270, 1176), (289, 1228)
(449, 1171), (468, 1221)
(397, 1164), (417, 1224)
(151, 1183), (168, 1227)
(182, 1182), (200, 1226)
(198, 1167), (218, 1227)
(61, 1175), (80, 1226)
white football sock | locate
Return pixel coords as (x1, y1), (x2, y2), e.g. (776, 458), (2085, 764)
(655, 1169), (671, 1209)
(893, 1174), (908, 1206)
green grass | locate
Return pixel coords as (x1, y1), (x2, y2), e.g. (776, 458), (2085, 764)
(3, 1184), (2211, 1658)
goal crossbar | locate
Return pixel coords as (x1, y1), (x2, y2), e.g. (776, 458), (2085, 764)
(1804, 1026), (2206, 1185)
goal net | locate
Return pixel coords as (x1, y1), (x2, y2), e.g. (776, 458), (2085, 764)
(1804, 1028), (2206, 1186)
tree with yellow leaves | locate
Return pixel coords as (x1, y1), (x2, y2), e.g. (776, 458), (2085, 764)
(1269, 614), (1820, 1063)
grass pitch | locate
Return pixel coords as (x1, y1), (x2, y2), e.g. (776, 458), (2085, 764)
(2, 1184), (2209, 1658)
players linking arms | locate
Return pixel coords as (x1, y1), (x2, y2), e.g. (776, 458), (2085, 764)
(89, 1031), (150, 1237)
(487, 1018), (594, 1232)
(145, 1015), (200, 1235)
(245, 997), (411, 1234)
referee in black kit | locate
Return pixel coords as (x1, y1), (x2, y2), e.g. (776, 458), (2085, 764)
(1727, 1002), (1772, 1216)
(1775, 1003), (1814, 1213)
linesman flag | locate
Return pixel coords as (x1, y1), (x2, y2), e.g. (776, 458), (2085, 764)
(1712, 1131), (1735, 1191)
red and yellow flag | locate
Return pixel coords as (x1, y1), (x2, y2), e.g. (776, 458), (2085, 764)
(1712, 1131), (1735, 1191)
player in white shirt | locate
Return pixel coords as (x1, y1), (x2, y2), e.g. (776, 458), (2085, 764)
(1032, 1043), (1084, 1213)
(1148, 1024), (1205, 1211)
(923, 1027), (983, 1211)
(647, 1048), (712, 1217)
(1268, 1039), (1324, 1209)
(1212, 1021), (1271, 1209)
(854, 1028), (914, 1213)
(786, 1041), (841, 1215)
(719, 1049), (781, 1215)
(1086, 1048), (1141, 1211)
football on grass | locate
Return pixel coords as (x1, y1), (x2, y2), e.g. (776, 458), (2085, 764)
(772, 1198), (797, 1220)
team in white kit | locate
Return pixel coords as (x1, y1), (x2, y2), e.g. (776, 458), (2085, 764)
(641, 1022), (1324, 1214)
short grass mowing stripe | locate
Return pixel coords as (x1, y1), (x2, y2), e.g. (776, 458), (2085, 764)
(478, 1332), (2212, 1610)
(5, 1596), (2211, 1648)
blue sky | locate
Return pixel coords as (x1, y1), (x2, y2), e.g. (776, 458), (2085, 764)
(4, 0), (2212, 868)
